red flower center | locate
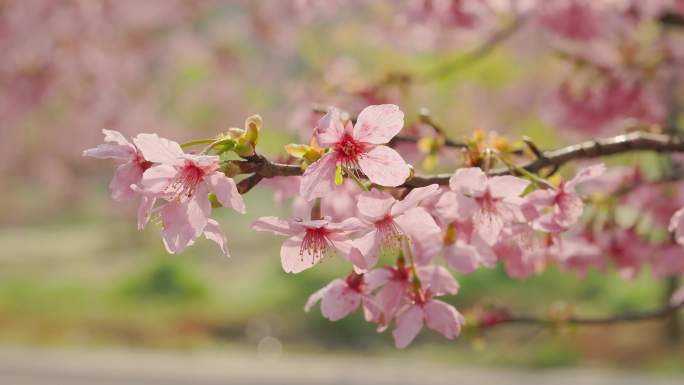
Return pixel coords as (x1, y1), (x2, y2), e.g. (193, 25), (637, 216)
(345, 272), (367, 293)
(334, 134), (365, 165)
(167, 161), (205, 202)
(375, 215), (402, 250)
(300, 226), (332, 261)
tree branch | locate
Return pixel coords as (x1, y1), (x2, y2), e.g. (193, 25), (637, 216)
(483, 301), (684, 330)
(660, 11), (684, 28)
(231, 131), (684, 192)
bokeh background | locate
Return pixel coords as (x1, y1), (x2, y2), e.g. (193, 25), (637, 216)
(1, 1), (682, 383)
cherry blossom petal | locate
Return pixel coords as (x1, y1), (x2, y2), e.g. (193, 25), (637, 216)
(566, 163), (606, 191)
(555, 193), (584, 227)
(329, 236), (354, 257)
(391, 184), (440, 217)
(181, 153), (220, 168)
(160, 194), (210, 254)
(424, 300), (464, 339)
(394, 207), (442, 264)
(252, 216), (302, 236)
(378, 281), (406, 318)
(137, 195), (156, 230)
(304, 284), (330, 312)
(353, 104), (404, 145)
(417, 265), (459, 295)
(300, 152), (338, 201)
(83, 143), (136, 161)
(139, 164), (176, 194)
(474, 208), (504, 245)
(204, 218), (230, 257)
(315, 107), (346, 146)
(525, 189), (556, 208)
(280, 235), (318, 273)
(326, 217), (366, 233)
(133, 133), (184, 166)
(320, 280), (362, 321)
(347, 247), (371, 272)
(102, 129), (133, 146)
(83, 129), (136, 160)
(434, 191), (477, 224)
(356, 190), (396, 222)
(444, 243), (480, 273)
(110, 162), (144, 201)
(207, 172), (246, 213)
(350, 230), (382, 269)
(365, 268), (392, 291)
(392, 305), (424, 349)
(358, 145), (410, 187)
(362, 297), (385, 326)
(488, 175), (529, 199)
(449, 167), (487, 196)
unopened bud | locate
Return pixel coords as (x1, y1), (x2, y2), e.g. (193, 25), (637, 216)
(244, 114), (261, 144)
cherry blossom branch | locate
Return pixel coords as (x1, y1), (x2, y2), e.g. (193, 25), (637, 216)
(406, 131), (684, 186)
(660, 11), (684, 28)
(232, 131), (684, 193)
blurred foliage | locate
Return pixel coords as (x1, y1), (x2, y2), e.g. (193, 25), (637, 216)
(115, 257), (209, 303)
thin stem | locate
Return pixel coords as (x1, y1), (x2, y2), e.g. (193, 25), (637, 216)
(402, 236), (420, 285)
(347, 169), (370, 192)
(496, 152), (555, 189)
(180, 139), (215, 149)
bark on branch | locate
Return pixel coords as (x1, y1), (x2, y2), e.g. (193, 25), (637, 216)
(234, 131), (684, 193)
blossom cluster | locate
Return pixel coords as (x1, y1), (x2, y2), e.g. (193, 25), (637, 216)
(79, 1), (684, 349)
(84, 130), (246, 256)
(85, 102), (684, 348)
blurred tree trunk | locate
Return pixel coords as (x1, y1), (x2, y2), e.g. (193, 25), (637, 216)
(664, 276), (681, 346)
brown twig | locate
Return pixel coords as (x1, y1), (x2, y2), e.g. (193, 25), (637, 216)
(236, 174), (264, 194)
(230, 131), (684, 192)
(660, 11), (684, 28)
(498, 302), (684, 328)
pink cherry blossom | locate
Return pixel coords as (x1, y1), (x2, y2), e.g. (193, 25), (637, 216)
(526, 164), (605, 232)
(349, 185), (441, 270)
(538, 0), (604, 41)
(494, 223), (548, 279)
(300, 104), (411, 200)
(550, 79), (664, 134)
(83, 129), (151, 201)
(365, 263), (458, 325)
(599, 228), (651, 280)
(391, 283), (463, 349)
(449, 167), (530, 245)
(651, 244), (684, 278)
(304, 272), (378, 322)
(553, 233), (604, 278)
(252, 216), (365, 273)
(434, 191), (497, 273)
(134, 133), (245, 256)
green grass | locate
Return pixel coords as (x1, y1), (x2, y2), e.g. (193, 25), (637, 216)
(0, 197), (681, 370)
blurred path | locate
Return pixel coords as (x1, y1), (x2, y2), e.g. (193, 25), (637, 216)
(0, 346), (681, 385)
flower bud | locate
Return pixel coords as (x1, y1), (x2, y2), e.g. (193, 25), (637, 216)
(244, 114), (261, 144)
